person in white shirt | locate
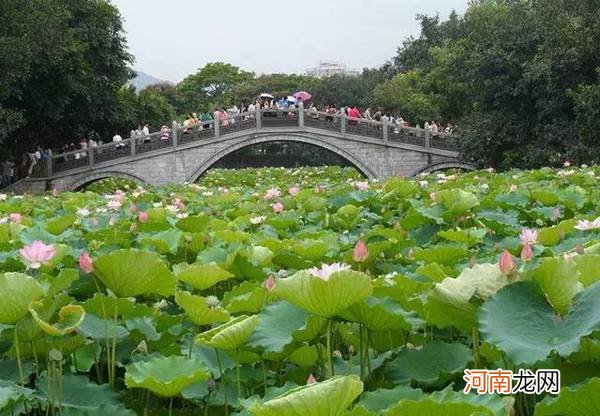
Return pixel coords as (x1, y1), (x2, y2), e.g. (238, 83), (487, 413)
(113, 133), (124, 148)
(142, 124), (150, 143)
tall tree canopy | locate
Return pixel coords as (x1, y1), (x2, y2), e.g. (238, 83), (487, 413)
(0, 0), (133, 157)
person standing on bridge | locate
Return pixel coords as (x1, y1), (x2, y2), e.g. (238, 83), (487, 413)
(348, 106), (362, 126)
(113, 132), (125, 149)
(142, 124), (150, 143)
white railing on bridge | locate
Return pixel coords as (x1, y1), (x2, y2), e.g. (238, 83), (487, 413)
(35, 107), (457, 178)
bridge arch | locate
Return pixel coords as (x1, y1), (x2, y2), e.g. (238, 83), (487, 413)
(68, 171), (148, 191)
(410, 161), (476, 177)
(187, 133), (378, 182)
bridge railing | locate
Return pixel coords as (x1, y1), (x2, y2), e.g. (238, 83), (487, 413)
(43, 107), (458, 178)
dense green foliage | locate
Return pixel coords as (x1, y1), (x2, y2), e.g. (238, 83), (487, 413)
(1, 166), (600, 415)
(0, 0), (132, 157)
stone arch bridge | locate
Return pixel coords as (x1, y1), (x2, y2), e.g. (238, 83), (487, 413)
(12, 109), (471, 193)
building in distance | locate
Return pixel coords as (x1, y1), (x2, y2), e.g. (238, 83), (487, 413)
(306, 62), (360, 78)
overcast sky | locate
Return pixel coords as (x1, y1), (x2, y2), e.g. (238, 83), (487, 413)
(111, 0), (468, 83)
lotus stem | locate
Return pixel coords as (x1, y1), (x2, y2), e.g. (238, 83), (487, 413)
(261, 360), (267, 396)
(14, 329), (24, 386)
(110, 303), (118, 387)
(215, 349), (228, 416)
(168, 397), (173, 416)
(359, 324), (364, 380)
(236, 353), (242, 400)
(325, 319), (334, 378)
(188, 329), (196, 359)
(472, 326), (480, 368)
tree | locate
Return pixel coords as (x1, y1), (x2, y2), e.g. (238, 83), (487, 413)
(311, 68), (387, 108)
(176, 63), (254, 113)
(0, 0), (133, 156)
(232, 73), (321, 104)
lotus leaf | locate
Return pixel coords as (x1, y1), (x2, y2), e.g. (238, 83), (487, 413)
(272, 269), (372, 318)
(174, 262), (233, 290)
(249, 375), (363, 416)
(479, 281), (600, 364)
(247, 301), (309, 353)
(196, 315), (260, 350)
(93, 249), (176, 297)
(340, 297), (416, 332)
(175, 290), (229, 325)
(386, 341), (472, 385)
(0, 273), (44, 325)
(385, 399), (494, 416)
(125, 355), (211, 397)
(534, 377), (600, 416)
(528, 257), (581, 315)
(28, 302), (86, 336)
(436, 263), (509, 303)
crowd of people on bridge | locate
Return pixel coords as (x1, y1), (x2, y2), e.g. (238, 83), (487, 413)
(13, 92), (453, 182)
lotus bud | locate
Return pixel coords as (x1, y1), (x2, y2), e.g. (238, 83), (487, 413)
(353, 239), (369, 263)
(521, 244), (534, 261)
(306, 374), (317, 385)
(265, 275), (276, 292)
(78, 252), (94, 274)
(509, 184), (518, 192)
(139, 211), (149, 223)
(499, 250), (515, 275)
(272, 202), (284, 213)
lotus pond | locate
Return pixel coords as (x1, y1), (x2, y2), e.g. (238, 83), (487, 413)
(0, 166), (599, 416)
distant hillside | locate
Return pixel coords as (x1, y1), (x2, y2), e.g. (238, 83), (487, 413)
(130, 70), (170, 91)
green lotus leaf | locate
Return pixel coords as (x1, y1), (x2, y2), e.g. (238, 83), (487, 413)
(385, 399), (494, 416)
(247, 301), (309, 353)
(528, 257), (581, 315)
(272, 269), (372, 318)
(0, 381), (33, 412)
(175, 215), (209, 232)
(436, 263), (509, 303)
(140, 230), (183, 254)
(413, 245), (469, 266)
(29, 302), (86, 336)
(340, 297), (417, 332)
(46, 214), (77, 235)
(125, 355), (211, 398)
(386, 341), (472, 385)
(223, 281), (268, 314)
(353, 385), (424, 414)
(174, 291), (229, 326)
(423, 288), (478, 333)
(287, 345), (319, 367)
(427, 388), (514, 416)
(59, 405), (136, 416)
(249, 375), (363, 416)
(479, 281), (600, 364)
(196, 315), (260, 351)
(174, 262), (233, 290)
(435, 189), (479, 215)
(37, 373), (124, 411)
(93, 249), (176, 297)
(534, 377), (600, 416)
(575, 254), (600, 287)
(0, 273), (44, 325)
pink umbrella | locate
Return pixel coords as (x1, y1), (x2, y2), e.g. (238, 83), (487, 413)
(293, 91), (312, 101)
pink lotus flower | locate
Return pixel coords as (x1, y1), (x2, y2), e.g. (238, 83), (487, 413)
(9, 213), (22, 223)
(354, 181), (370, 191)
(521, 244), (534, 261)
(139, 211), (149, 223)
(265, 275), (276, 291)
(519, 228), (538, 246)
(308, 263), (351, 281)
(20, 240), (56, 269)
(353, 239), (369, 263)
(498, 250), (515, 275)
(575, 217), (600, 231)
(306, 374), (317, 385)
(288, 186), (301, 196)
(272, 202), (284, 213)
(78, 252), (93, 274)
(264, 188), (281, 200)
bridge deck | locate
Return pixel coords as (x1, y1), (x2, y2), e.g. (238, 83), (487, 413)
(32, 109), (458, 180)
